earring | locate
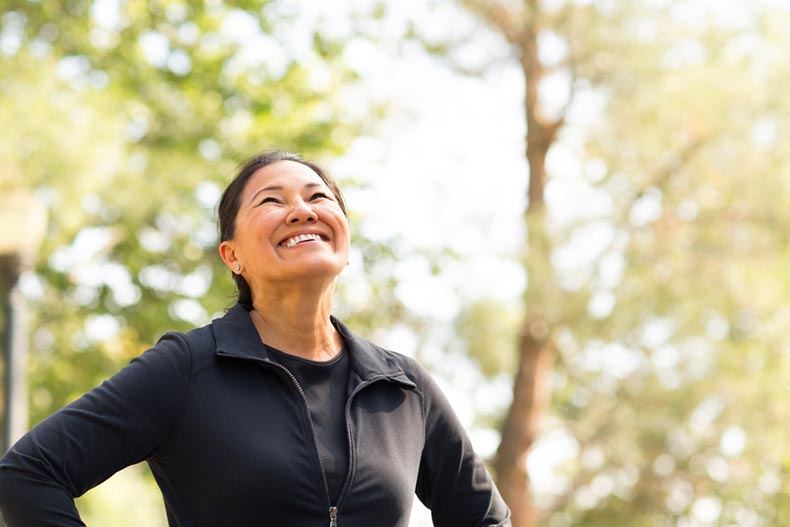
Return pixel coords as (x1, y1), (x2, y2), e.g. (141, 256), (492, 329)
(234, 264), (241, 272)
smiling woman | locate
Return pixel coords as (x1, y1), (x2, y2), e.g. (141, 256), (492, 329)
(219, 155), (351, 332)
(0, 150), (511, 527)
(217, 151), (349, 313)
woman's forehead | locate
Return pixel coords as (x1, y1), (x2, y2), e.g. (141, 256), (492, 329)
(245, 160), (327, 193)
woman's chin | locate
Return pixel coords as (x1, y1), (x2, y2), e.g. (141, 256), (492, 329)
(277, 258), (346, 282)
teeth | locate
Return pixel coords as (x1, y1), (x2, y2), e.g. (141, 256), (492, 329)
(283, 233), (322, 248)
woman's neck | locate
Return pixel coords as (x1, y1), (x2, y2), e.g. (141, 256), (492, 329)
(249, 284), (342, 361)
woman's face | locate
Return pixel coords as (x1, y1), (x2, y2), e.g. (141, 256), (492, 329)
(220, 160), (350, 289)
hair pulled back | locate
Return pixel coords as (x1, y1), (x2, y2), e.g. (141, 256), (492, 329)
(217, 150), (347, 309)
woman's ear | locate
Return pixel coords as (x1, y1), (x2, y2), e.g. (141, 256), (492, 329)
(219, 241), (241, 273)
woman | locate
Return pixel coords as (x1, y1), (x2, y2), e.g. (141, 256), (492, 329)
(0, 151), (511, 526)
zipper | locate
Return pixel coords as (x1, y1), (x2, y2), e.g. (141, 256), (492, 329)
(218, 352), (410, 527)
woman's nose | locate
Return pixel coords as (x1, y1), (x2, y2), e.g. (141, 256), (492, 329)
(287, 201), (317, 223)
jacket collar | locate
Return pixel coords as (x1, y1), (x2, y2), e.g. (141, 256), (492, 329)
(213, 303), (415, 388)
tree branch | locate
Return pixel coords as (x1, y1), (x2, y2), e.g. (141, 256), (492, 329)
(462, 0), (527, 46)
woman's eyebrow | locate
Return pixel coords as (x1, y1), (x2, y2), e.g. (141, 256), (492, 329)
(248, 185), (283, 204)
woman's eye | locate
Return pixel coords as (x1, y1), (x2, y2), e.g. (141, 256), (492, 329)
(310, 192), (330, 201)
(258, 196), (280, 205)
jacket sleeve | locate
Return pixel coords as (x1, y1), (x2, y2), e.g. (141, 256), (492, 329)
(0, 332), (192, 527)
(413, 363), (511, 527)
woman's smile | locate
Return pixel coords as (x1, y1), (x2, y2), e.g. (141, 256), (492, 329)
(278, 231), (330, 249)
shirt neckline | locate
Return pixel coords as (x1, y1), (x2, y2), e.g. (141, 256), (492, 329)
(265, 343), (348, 367)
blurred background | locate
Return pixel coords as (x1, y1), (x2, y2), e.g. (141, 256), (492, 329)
(2, 0), (790, 526)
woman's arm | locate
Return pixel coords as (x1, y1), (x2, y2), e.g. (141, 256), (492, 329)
(0, 332), (192, 526)
(414, 364), (511, 527)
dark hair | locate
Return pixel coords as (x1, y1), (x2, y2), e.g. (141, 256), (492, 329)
(217, 150), (347, 309)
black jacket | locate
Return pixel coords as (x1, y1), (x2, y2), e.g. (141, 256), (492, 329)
(0, 304), (510, 526)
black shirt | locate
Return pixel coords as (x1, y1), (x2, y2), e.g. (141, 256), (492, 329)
(267, 344), (350, 504)
(0, 304), (511, 526)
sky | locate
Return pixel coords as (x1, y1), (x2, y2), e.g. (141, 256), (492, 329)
(319, 3), (609, 505)
(324, 8), (529, 522)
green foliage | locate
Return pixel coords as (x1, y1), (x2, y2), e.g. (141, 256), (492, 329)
(448, 1), (790, 525)
(546, 5), (790, 526)
(0, 1), (404, 524)
(455, 298), (520, 376)
(1, 0), (364, 418)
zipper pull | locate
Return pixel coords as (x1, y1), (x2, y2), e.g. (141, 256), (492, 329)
(329, 506), (338, 527)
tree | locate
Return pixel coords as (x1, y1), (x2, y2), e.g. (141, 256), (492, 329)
(0, 0), (404, 417)
(1, 1), (406, 523)
(449, 1), (790, 526)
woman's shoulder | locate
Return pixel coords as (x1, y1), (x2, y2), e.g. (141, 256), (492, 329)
(163, 322), (217, 354)
(140, 319), (218, 376)
(153, 303), (254, 356)
(334, 321), (430, 387)
(374, 345), (426, 376)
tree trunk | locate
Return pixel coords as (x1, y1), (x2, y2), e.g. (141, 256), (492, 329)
(459, 1), (566, 524)
(491, 2), (564, 525)
(494, 206), (557, 527)
(494, 310), (554, 527)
